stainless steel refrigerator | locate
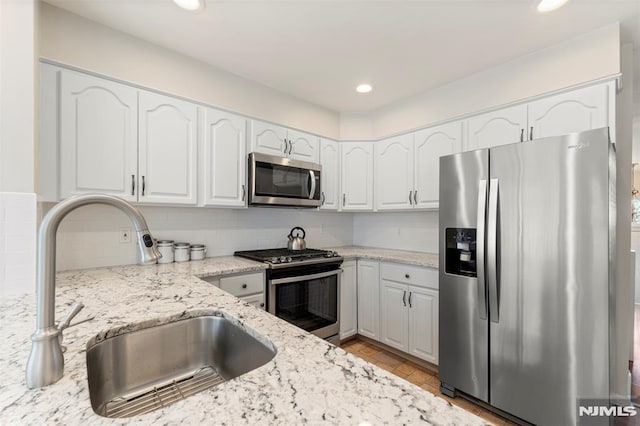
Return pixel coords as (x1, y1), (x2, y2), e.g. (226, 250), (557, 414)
(438, 127), (616, 425)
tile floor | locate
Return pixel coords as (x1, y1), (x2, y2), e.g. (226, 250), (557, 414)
(341, 338), (518, 425)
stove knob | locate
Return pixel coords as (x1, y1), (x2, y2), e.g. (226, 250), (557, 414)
(279, 256), (288, 263)
(285, 257), (293, 263)
(270, 257), (280, 264)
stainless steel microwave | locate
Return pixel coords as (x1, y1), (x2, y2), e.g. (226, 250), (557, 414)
(248, 152), (322, 207)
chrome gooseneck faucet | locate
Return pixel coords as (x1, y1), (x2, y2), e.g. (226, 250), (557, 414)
(26, 194), (161, 389)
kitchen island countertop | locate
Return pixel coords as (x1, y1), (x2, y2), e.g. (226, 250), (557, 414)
(0, 255), (484, 425)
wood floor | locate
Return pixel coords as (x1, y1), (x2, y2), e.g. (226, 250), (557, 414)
(340, 338), (518, 425)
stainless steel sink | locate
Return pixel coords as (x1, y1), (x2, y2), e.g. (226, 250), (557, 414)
(86, 314), (276, 418)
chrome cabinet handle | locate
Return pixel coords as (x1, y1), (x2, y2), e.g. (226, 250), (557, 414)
(142, 176), (146, 196)
(409, 191), (413, 205)
(402, 291), (407, 307)
(520, 128), (524, 142)
(131, 174), (135, 196)
(283, 140), (288, 154)
(408, 292), (412, 308)
(242, 184), (246, 202)
(413, 190), (417, 205)
(405, 274), (410, 279)
(529, 126), (533, 140)
(476, 179), (488, 320)
(343, 193), (346, 206)
(321, 191), (326, 206)
(288, 140), (293, 155)
(242, 283), (247, 289)
(259, 302), (265, 308)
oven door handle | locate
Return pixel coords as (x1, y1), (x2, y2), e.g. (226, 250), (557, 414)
(270, 269), (341, 286)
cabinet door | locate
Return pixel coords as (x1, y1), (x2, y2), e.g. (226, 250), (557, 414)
(408, 286), (438, 364)
(288, 129), (319, 162)
(379, 279), (409, 352)
(340, 142), (374, 211)
(250, 120), (287, 157)
(138, 91), (198, 205)
(339, 261), (358, 339)
(320, 139), (340, 211)
(202, 108), (247, 207)
(375, 135), (414, 211)
(466, 104), (528, 150)
(59, 70), (137, 201)
(240, 293), (266, 310)
(528, 83), (611, 141)
(357, 260), (380, 340)
(414, 121), (463, 209)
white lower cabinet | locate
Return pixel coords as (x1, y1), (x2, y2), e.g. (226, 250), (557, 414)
(356, 260), (380, 340)
(207, 272), (266, 310)
(377, 262), (439, 364)
(407, 285), (438, 364)
(339, 260), (357, 339)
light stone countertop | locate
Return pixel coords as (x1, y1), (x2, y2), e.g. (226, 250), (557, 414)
(328, 246), (439, 269)
(0, 254), (487, 425)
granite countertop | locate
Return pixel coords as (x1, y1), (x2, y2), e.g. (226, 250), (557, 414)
(329, 246), (439, 268)
(0, 253), (484, 425)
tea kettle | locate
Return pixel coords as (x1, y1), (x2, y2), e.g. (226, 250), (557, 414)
(287, 227), (307, 251)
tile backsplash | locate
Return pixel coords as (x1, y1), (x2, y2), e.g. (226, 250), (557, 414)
(0, 192), (37, 299)
(43, 204), (355, 271)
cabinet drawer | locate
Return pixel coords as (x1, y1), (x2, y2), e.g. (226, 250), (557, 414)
(380, 262), (438, 290)
(219, 272), (264, 297)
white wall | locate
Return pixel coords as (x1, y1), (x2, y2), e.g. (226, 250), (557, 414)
(38, 3), (340, 140)
(354, 23), (621, 139)
(353, 211), (438, 253)
(45, 204), (353, 271)
(0, 0), (38, 300)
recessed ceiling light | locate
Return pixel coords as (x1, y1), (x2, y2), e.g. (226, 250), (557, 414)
(537, 0), (569, 13)
(356, 84), (372, 94)
(173, 0), (204, 11)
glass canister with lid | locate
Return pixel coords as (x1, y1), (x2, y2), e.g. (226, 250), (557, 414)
(174, 242), (191, 262)
(190, 244), (207, 261)
(156, 240), (175, 264)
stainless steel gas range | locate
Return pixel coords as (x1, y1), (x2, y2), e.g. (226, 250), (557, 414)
(234, 248), (343, 345)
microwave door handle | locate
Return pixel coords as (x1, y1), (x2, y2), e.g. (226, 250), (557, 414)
(308, 170), (316, 199)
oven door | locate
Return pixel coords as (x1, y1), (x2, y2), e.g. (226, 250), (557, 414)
(249, 152), (321, 207)
(268, 269), (340, 340)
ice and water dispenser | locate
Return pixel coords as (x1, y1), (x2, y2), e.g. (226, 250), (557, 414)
(445, 228), (477, 277)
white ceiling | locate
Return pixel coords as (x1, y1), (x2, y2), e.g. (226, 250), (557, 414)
(44, 0), (640, 113)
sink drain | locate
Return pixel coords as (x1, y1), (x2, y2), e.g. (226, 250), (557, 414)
(100, 366), (225, 418)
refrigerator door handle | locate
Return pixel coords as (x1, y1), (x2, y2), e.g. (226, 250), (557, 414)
(487, 178), (500, 323)
(476, 179), (488, 320)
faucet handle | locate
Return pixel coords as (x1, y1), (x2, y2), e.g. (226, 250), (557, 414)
(57, 302), (84, 333)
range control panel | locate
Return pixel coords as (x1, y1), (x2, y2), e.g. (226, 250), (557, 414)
(445, 228), (477, 277)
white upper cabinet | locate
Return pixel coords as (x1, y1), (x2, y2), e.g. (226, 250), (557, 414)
(288, 129), (320, 162)
(413, 121), (463, 209)
(466, 104), (528, 150)
(59, 69), (138, 201)
(375, 134), (414, 211)
(319, 139), (340, 210)
(202, 108), (247, 207)
(340, 142), (374, 211)
(528, 83), (613, 141)
(250, 120), (318, 162)
(138, 91), (198, 205)
(250, 120), (287, 157)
